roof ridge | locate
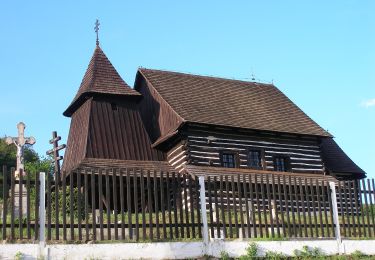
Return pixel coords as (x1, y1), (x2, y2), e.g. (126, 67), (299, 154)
(138, 67), (274, 87)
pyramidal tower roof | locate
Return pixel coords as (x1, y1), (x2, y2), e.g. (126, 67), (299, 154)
(64, 45), (141, 117)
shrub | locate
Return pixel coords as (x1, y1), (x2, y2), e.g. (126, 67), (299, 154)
(239, 242), (258, 259)
(51, 185), (85, 219)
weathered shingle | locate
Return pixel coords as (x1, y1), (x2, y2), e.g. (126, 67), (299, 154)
(138, 68), (331, 137)
(64, 46), (140, 117)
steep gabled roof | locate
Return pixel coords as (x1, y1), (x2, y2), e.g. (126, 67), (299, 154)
(64, 46), (140, 117)
(321, 138), (366, 179)
(137, 68), (331, 138)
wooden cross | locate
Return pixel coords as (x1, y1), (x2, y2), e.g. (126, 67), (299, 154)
(5, 122), (36, 174)
(94, 19), (100, 46)
(46, 131), (66, 180)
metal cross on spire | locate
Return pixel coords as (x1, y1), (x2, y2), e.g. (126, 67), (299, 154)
(94, 19), (100, 46)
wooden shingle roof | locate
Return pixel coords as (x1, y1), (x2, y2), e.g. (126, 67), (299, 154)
(138, 68), (331, 138)
(64, 46), (140, 117)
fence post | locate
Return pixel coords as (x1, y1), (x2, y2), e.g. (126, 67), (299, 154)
(329, 181), (342, 254)
(38, 172), (46, 258)
(199, 176), (209, 247)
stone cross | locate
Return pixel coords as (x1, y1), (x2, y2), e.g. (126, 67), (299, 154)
(5, 122), (36, 177)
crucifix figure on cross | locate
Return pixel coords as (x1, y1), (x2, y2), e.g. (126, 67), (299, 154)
(5, 122), (36, 178)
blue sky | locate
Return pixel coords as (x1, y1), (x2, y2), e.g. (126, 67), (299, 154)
(0, 1), (374, 177)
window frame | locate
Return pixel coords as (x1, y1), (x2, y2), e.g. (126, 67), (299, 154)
(247, 148), (265, 170)
(273, 155), (291, 172)
(220, 151), (240, 168)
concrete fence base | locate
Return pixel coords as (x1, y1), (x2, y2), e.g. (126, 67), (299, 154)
(0, 239), (375, 260)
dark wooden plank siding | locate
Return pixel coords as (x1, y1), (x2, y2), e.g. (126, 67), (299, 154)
(62, 99), (92, 172)
(86, 98), (165, 161)
(185, 126), (324, 174)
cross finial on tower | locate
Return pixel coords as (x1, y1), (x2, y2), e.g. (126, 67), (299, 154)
(94, 19), (100, 46)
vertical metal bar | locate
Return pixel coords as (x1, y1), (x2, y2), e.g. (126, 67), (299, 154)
(199, 176), (209, 245)
(2, 165), (7, 240)
(98, 170), (104, 240)
(62, 173), (67, 241)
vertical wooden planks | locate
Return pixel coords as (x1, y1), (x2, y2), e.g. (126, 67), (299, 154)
(298, 177), (307, 237)
(315, 179), (324, 237)
(98, 170), (104, 240)
(288, 176), (296, 237)
(195, 176), (202, 238)
(10, 168), (15, 240)
(113, 169), (119, 240)
(154, 171), (160, 240)
(277, 175), (285, 237)
(213, 176), (220, 238)
(207, 176), (214, 238)
(309, 178), (318, 237)
(91, 171), (96, 241)
(237, 175), (245, 239)
(105, 170), (111, 240)
(119, 169), (125, 240)
(69, 173), (74, 241)
(188, 174), (196, 238)
(255, 174), (263, 237)
(147, 170), (153, 240)
(84, 172), (89, 241)
(77, 170), (82, 241)
(338, 182), (346, 237)
(19, 169), (23, 240)
(353, 180), (362, 237)
(321, 181), (330, 237)
(172, 172), (178, 239)
(2, 165), (7, 240)
(134, 169), (139, 241)
(231, 175), (239, 238)
(266, 174), (274, 238)
(127, 169), (133, 240)
(225, 175), (233, 238)
(219, 175), (227, 239)
(282, 175), (290, 237)
(141, 170), (147, 240)
(183, 176), (190, 238)
(272, 174), (280, 238)
(62, 173), (67, 241)
(166, 172), (173, 240)
(34, 170), (39, 241)
(46, 169), (51, 241)
(160, 171), (167, 240)
(54, 168), (59, 240)
(26, 170), (31, 239)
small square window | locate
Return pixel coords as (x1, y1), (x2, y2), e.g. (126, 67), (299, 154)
(248, 150), (262, 169)
(274, 156), (289, 172)
(221, 152), (237, 168)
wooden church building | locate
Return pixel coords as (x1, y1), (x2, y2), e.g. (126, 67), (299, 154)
(62, 44), (366, 181)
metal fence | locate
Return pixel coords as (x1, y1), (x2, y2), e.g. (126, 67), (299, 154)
(1, 165), (375, 243)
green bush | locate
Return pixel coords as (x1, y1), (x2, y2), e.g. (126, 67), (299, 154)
(239, 242), (258, 259)
(51, 185), (85, 219)
(265, 251), (287, 260)
(293, 245), (325, 259)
